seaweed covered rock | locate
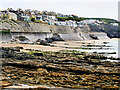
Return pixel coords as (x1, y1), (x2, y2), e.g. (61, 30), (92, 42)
(2, 47), (34, 60)
(1, 48), (120, 89)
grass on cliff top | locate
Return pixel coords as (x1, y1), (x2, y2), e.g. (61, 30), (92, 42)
(57, 17), (119, 24)
(84, 18), (119, 23)
(57, 17), (84, 21)
(0, 30), (10, 34)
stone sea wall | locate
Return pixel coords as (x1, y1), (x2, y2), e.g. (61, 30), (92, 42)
(0, 21), (110, 42)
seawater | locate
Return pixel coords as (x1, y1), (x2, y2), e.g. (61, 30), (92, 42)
(76, 38), (120, 62)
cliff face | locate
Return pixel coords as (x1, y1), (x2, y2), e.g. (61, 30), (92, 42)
(0, 21), (118, 42)
(1, 21), (76, 33)
(89, 23), (120, 38)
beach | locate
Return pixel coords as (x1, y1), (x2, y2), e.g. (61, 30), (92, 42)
(1, 38), (117, 51)
(1, 38), (120, 89)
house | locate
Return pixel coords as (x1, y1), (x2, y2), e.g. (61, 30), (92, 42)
(65, 20), (77, 27)
(8, 8), (18, 15)
(8, 12), (17, 21)
(36, 15), (43, 21)
(21, 16), (30, 22)
(0, 10), (17, 21)
(41, 15), (57, 21)
(0, 10), (9, 20)
(41, 15), (48, 21)
(54, 21), (66, 26)
(47, 15), (57, 21)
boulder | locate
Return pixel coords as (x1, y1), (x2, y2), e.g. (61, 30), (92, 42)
(89, 34), (98, 40)
(51, 33), (64, 41)
(36, 39), (49, 45)
(15, 46), (24, 49)
(15, 36), (29, 41)
(1, 81), (12, 87)
(45, 38), (53, 43)
(34, 53), (43, 56)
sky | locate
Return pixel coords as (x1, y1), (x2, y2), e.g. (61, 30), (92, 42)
(0, 0), (119, 20)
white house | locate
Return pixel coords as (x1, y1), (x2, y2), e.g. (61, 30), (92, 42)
(47, 15), (57, 21)
(21, 16), (30, 22)
(65, 20), (77, 27)
(54, 21), (66, 26)
(41, 15), (57, 21)
(8, 12), (17, 21)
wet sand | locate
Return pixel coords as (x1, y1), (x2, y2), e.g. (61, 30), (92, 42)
(1, 38), (117, 52)
(1, 43), (66, 52)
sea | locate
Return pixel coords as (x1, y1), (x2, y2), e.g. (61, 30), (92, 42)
(75, 38), (120, 62)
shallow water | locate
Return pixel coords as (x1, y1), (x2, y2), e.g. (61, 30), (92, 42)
(75, 38), (120, 62)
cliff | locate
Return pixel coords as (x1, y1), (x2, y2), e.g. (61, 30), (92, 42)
(0, 20), (119, 42)
(89, 23), (120, 38)
(0, 21), (76, 33)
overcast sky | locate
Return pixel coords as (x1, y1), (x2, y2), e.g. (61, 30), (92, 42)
(0, 0), (119, 20)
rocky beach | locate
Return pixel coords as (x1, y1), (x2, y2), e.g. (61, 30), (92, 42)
(0, 9), (120, 89)
(1, 38), (120, 89)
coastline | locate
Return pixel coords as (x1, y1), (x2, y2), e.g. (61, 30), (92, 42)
(0, 4), (120, 89)
(1, 38), (118, 52)
(1, 38), (120, 89)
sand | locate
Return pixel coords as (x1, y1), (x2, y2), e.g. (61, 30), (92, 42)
(1, 38), (118, 52)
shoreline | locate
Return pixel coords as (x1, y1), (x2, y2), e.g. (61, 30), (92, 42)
(1, 38), (118, 51)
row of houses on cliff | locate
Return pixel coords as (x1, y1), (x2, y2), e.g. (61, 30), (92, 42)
(0, 8), (58, 22)
(0, 8), (118, 28)
(0, 8), (81, 27)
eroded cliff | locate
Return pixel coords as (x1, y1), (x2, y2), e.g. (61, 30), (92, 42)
(0, 20), (118, 42)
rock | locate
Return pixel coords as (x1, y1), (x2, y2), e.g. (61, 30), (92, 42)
(36, 39), (42, 42)
(51, 33), (64, 41)
(36, 39), (49, 45)
(2, 48), (120, 89)
(103, 42), (109, 44)
(45, 38), (53, 43)
(15, 36), (29, 41)
(34, 52), (43, 56)
(89, 34), (98, 40)
(1, 81), (12, 87)
(15, 46), (24, 49)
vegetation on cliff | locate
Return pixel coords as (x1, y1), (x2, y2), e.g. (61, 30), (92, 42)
(57, 17), (84, 21)
(57, 17), (119, 24)
(84, 18), (119, 24)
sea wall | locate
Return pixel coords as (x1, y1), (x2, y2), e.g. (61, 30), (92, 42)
(0, 21), (110, 42)
(0, 33), (12, 42)
(0, 32), (109, 42)
(90, 32), (110, 40)
(12, 32), (53, 41)
(1, 21), (75, 33)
